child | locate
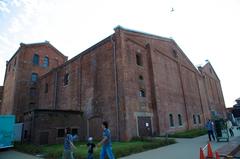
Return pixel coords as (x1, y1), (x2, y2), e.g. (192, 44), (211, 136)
(87, 137), (96, 159)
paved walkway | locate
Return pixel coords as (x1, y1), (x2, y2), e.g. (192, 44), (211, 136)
(0, 150), (40, 159)
(120, 127), (240, 159)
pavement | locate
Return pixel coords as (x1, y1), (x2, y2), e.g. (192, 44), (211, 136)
(0, 150), (40, 159)
(120, 127), (240, 159)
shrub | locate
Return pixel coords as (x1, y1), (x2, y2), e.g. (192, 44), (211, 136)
(168, 128), (207, 138)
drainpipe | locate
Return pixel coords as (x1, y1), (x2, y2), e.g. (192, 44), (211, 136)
(53, 70), (58, 109)
(111, 35), (120, 141)
(178, 64), (190, 130)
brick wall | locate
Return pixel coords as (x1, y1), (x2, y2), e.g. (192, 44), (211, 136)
(1, 42), (67, 121)
(23, 110), (84, 145)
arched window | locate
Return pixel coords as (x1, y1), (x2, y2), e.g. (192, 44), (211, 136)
(136, 54), (143, 66)
(43, 56), (49, 67)
(178, 114), (182, 126)
(169, 114), (174, 127)
(193, 115), (197, 124)
(33, 54), (39, 65)
(198, 115), (201, 124)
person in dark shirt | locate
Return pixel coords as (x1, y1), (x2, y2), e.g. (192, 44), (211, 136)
(87, 137), (96, 159)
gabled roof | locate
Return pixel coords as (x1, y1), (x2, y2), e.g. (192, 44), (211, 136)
(8, 41), (67, 63)
(115, 25), (200, 73)
(201, 61), (220, 81)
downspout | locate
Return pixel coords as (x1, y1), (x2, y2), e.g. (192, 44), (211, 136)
(111, 35), (120, 141)
(53, 70), (58, 109)
(178, 64), (190, 130)
(195, 73), (206, 126)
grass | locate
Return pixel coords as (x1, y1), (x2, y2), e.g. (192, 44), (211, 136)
(168, 128), (208, 138)
(14, 138), (176, 159)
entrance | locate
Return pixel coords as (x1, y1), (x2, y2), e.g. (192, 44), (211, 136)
(137, 116), (152, 137)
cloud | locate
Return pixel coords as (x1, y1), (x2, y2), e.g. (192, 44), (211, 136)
(0, 1), (10, 13)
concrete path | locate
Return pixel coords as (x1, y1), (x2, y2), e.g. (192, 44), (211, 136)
(120, 127), (240, 159)
(0, 150), (40, 159)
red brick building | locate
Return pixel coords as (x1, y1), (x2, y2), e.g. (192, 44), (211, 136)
(0, 26), (227, 144)
(0, 86), (3, 111)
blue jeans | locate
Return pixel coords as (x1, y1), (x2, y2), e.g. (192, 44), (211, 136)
(100, 145), (115, 159)
(63, 150), (75, 159)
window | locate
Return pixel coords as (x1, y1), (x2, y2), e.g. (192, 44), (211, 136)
(172, 49), (178, 58)
(43, 56), (49, 67)
(193, 115), (197, 124)
(24, 130), (28, 139)
(169, 114), (174, 127)
(178, 114), (182, 126)
(64, 73), (69, 85)
(33, 54), (39, 65)
(57, 129), (65, 137)
(136, 54), (143, 66)
(198, 115), (201, 124)
(30, 88), (37, 96)
(139, 75), (144, 81)
(139, 89), (146, 97)
(45, 83), (48, 93)
(31, 73), (38, 82)
(72, 128), (78, 135)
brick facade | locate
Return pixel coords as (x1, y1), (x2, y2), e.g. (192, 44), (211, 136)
(0, 86), (3, 111)
(1, 27), (227, 144)
(1, 41), (67, 121)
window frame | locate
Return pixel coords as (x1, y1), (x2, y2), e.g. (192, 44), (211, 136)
(136, 53), (143, 66)
(43, 56), (49, 67)
(64, 73), (69, 86)
(31, 73), (38, 82)
(178, 114), (183, 126)
(33, 54), (39, 65)
(169, 114), (174, 127)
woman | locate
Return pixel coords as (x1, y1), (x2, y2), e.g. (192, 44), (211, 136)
(63, 127), (77, 159)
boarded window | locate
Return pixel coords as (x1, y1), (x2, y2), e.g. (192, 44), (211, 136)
(30, 88), (37, 96)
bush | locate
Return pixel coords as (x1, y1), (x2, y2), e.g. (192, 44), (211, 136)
(168, 128), (207, 138)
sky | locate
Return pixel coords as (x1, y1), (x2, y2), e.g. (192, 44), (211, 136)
(0, 0), (239, 108)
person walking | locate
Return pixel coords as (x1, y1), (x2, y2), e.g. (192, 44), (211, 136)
(97, 121), (115, 159)
(63, 127), (77, 159)
(227, 120), (234, 137)
(205, 119), (215, 141)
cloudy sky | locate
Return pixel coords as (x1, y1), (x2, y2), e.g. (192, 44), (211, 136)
(0, 0), (239, 107)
